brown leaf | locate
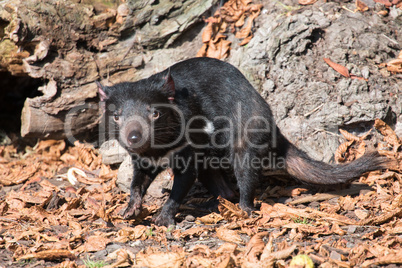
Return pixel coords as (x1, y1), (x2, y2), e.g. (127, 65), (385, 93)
(350, 74), (368, 81)
(136, 250), (185, 268)
(373, 0), (393, 6)
(330, 222), (347, 235)
(339, 129), (360, 142)
(218, 196), (248, 221)
(324, 58), (350, 78)
(335, 140), (354, 163)
(180, 227), (208, 239)
(35, 140), (66, 158)
(277, 187), (309, 197)
(18, 249), (75, 261)
(202, 22), (214, 43)
(235, 11), (259, 39)
(374, 119), (401, 150)
(356, 141), (366, 159)
(356, 0), (369, 11)
(106, 248), (135, 267)
(0, 161), (40, 186)
(354, 209), (369, 220)
(196, 44), (208, 57)
(245, 232), (269, 262)
(362, 252), (402, 268)
(206, 38), (232, 59)
(114, 225), (147, 243)
(216, 227), (243, 244)
(197, 212), (224, 224)
(359, 193), (402, 226)
(84, 235), (110, 252)
(215, 242), (238, 255)
(234, 13), (246, 28)
(387, 57), (402, 73)
(262, 244), (298, 263)
(239, 34), (253, 46)
(0, 201), (8, 216)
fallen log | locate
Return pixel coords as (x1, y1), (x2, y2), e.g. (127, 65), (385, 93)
(0, 0), (218, 139)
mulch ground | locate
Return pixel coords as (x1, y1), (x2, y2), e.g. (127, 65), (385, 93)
(0, 119), (401, 267)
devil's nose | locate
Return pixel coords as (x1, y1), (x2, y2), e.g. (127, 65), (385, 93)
(127, 130), (142, 145)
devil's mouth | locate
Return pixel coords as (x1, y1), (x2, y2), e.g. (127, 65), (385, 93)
(125, 146), (148, 156)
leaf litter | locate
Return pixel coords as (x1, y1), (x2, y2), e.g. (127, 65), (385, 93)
(197, 0), (263, 59)
(0, 119), (401, 267)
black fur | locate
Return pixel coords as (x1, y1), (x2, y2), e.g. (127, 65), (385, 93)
(98, 57), (391, 226)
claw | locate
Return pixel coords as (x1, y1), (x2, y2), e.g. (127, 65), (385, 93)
(123, 202), (142, 219)
(154, 214), (175, 227)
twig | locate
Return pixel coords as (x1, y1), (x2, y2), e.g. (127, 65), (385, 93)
(304, 103), (324, 117)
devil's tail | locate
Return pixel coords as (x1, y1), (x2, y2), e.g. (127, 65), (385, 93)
(284, 142), (392, 185)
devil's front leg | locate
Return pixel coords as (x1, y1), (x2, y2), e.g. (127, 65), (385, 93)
(154, 147), (197, 226)
(123, 164), (159, 219)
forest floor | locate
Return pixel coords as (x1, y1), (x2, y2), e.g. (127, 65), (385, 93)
(1, 0), (402, 267)
(0, 117), (401, 268)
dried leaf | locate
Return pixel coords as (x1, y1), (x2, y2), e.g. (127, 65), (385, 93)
(356, 0), (369, 11)
(324, 58), (350, 78)
(361, 252), (402, 268)
(234, 13), (246, 27)
(374, 119), (401, 150)
(245, 232), (269, 262)
(277, 187), (309, 197)
(36, 140), (66, 159)
(356, 141), (366, 159)
(115, 225), (147, 243)
(84, 235), (110, 252)
(372, 0), (393, 6)
(354, 209), (369, 220)
(197, 212), (224, 224)
(216, 227), (243, 244)
(339, 129), (361, 142)
(18, 250), (75, 261)
(197, 0), (262, 59)
(239, 35), (253, 46)
(106, 248), (135, 267)
(350, 74), (369, 81)
(235, 11), (259, 39)
(359, 193), (402, 225)
(386, 58), (402, 73)
(202, 22), (214, 43)
(206, 38), (232, 59)
(218, 196), (248, 221)
(136, 251), (185, 268)
(335, 140), (354, 163)
(262, 244), (297, 264)
(180, 227), (208, 239)
(196, 43), (208, 57)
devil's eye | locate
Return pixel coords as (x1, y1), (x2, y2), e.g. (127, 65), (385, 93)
(152, 110), (160, 119)
(113, 114), (120, 122)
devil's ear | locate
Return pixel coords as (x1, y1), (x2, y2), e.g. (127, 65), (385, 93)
(96, 81), (109, 101)
(162, 68), (175, 103)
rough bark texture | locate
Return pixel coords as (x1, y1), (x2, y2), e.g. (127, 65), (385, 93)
(0, 0), (218, 139)
(229, 0), (402, 161)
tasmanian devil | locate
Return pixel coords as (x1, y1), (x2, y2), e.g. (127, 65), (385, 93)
(97, 57), (392, 226)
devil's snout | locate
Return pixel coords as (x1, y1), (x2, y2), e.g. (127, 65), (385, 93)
(127, 130), (142, 145)
(120, 118), (149, 152)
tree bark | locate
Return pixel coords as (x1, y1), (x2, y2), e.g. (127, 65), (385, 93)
(0, 0), (218, 139)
